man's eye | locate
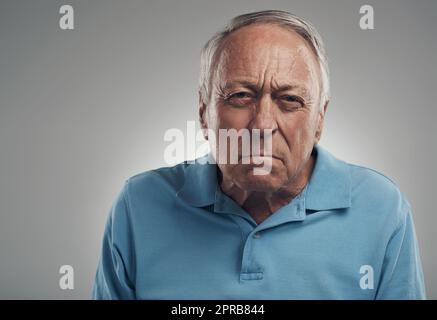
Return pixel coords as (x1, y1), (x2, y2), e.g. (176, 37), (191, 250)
(226, 92), (254, 107)
(228, 92), (253, 100)
(281, 95), (301, 103)
(231, 92), (251, 98)
(280, 95), (304, 109)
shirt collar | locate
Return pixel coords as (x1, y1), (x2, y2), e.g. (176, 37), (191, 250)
(305, 144), (352, 211)
(176, 153), (218, 207)
(176, 144), (351, 212)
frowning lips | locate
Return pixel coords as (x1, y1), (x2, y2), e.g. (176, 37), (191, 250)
(239, 153), (283, 163)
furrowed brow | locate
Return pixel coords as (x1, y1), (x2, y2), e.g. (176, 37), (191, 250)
(222, 81), (311, 97)
(223, 80), (259, 92)
(273, 84), (310, 97)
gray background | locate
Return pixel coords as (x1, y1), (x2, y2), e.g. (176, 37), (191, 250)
(0, 0), (435, 299)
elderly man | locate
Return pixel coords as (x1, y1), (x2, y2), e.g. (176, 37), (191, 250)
(92, 10), (426, 299)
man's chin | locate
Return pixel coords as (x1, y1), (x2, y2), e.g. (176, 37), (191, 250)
(237, 171), (284, 192)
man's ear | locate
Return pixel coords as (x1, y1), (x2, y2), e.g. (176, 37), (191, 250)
(315, 100), (329, 143)
(198, 92), (208, 140)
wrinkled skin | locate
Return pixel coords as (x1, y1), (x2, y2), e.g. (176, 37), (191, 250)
(199, 23), (328, 224)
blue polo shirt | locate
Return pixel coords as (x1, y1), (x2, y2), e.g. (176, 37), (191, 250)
(92, 144), (426, 299)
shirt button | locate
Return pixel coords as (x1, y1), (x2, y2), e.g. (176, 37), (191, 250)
(253, 232), (261, 239)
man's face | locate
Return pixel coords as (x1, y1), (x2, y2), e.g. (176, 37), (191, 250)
(200, 23), (326, 192)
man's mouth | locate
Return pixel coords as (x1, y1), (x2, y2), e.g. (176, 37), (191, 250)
(240, 154), (282, 163)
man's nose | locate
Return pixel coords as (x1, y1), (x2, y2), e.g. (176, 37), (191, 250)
(249, 94), (278, 135)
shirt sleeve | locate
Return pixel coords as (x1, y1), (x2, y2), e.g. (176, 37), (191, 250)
(92, 181), (136, 300)
(376, 203), (426, 299)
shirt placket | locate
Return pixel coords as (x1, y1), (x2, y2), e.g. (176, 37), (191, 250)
(213, 185), (307, 283)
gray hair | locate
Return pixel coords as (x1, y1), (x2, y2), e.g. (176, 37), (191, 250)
(199, 10), (330, 110)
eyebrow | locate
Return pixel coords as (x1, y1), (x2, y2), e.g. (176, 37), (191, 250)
(223, 80), (259, 92)
(223, 80), (310, 96)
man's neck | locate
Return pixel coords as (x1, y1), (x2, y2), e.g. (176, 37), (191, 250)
(220, 154), (316, 225)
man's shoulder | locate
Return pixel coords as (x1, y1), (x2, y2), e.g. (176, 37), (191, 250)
(345, 161), (411, 219)
(125, 161), (192, 194)
(347, 162), (403, 196)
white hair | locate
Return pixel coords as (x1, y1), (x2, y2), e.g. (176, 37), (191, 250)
(199, 10), (330, 110)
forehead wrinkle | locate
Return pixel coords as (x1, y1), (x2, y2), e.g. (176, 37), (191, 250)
(258, 46), (296, 92)
(257, 46), (313, 93)
(214, 24), (321, 98)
